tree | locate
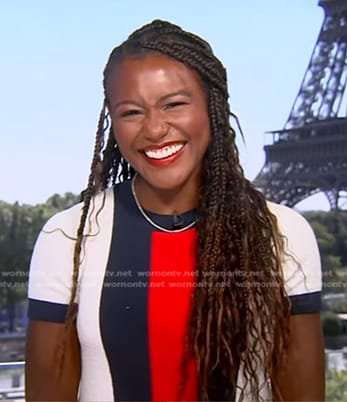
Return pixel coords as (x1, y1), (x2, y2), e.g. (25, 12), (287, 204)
(0, 202), (42, 330)
(304, 211), (347, 295)
(0, 192), (80, 331)
(326, 369), (347, 401)
(322, 312), (342, 337)
(45, 192), (80, 212)
(304, 210), (347, 265)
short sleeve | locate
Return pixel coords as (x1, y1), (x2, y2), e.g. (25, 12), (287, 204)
(267, 202), (322, 315)
(28, 203), (82, 323)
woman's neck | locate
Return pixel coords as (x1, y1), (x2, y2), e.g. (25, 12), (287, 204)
(133, 173), (200, 215)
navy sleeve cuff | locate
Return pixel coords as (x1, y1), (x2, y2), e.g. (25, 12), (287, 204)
(290, 291), (321, 315)
(28, 298), (68, 323)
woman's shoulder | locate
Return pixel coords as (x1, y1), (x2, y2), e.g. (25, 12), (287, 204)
(42, 200), (83, 234)
(28, 188), (115, 303)
(266, 201), (315, 240)
(266, 200), (319, 260)
(42, 188), (115, 235)
(266, 201), (322, 297)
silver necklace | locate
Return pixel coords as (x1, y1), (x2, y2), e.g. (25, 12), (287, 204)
(131, 173), (196, 233)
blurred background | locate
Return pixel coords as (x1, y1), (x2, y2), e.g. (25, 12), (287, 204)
(1, 0), (347, 400)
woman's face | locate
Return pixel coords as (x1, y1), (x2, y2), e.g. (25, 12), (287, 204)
(106, 52), (211, 193)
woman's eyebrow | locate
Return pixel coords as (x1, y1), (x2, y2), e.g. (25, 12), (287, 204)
(113, 100), (142, 109)
(113, 91), (192, 109)
(159, 90), (192, 102)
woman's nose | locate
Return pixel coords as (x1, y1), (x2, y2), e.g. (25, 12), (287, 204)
(143, 111), (169, 142)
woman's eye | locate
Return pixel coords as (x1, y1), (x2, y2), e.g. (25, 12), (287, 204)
(165, 102), (186, 110)
(120, 110), (142, 118)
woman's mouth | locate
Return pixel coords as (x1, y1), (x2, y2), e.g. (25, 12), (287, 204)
(143, 143), (184, 160)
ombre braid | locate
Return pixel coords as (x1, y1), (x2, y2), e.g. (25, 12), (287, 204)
(68, 20), (291, 401)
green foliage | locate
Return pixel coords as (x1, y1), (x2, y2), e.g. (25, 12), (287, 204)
(328, 300), (347, 313)
(310, 220), (337, 254)
(322, 312), (342, 336)
(326, 369), (347, 401)
(0, 193), (80, 328)
(304, 210), (347, 297)
(45, 192), (80, 211)
(304, 210), (347, 266)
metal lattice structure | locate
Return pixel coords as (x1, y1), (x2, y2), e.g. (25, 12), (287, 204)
(254, 0), (347, 210)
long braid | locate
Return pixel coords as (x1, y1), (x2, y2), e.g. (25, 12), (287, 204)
(68, 20), (291, 400)
(55, 100), (109, 377)
(66, 100), (133, 325)
(67, 100), (107, 320)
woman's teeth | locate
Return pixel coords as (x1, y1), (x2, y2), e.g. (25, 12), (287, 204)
(145, 144), (184, 159)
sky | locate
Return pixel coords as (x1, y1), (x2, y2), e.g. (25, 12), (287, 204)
(0, 0), (330, 210)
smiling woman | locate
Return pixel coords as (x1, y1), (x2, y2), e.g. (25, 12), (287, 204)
(25, 19), (324, 402)
(107, 53), (210, 206)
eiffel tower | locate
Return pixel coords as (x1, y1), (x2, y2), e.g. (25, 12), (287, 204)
(254, 0), (347, 210)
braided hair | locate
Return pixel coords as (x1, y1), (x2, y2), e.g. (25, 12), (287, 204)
(67, 20), (291, 401)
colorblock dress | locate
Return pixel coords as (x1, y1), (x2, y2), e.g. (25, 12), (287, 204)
(28, 180), (322, 401)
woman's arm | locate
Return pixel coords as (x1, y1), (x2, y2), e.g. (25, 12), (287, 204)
(272, 313), (325, 401)
(25, 320), (81, 401)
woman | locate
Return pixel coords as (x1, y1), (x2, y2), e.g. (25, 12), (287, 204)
(25, 19), (324, 401)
